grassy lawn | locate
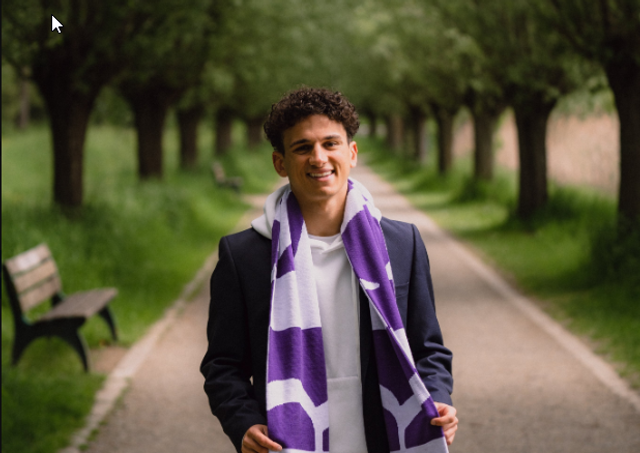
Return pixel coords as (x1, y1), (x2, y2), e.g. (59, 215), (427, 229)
(1, 120), (279, 453)
(360, 136), (640, 388)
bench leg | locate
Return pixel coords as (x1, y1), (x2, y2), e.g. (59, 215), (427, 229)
(12, 327), (35, 366)
(13, 320), (91, 372)
(98, 306), (118, 342)
(58, 327), (91, 372)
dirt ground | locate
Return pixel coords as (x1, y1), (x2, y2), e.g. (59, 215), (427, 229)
(453, 111), (619, 195)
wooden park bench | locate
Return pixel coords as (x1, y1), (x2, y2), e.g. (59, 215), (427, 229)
(3, 243), (118, 372)
(211, 161), (243, 193)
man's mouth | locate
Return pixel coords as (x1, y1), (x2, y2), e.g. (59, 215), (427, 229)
(309, 170), (334, 178)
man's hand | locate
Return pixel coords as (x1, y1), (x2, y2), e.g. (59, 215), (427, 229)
(431, 402), (458, 446)
(242, 424), (282, 453)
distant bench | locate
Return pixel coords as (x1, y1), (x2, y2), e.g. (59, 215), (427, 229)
(211, 161), (243, 193)
(3, 243), (118, 372)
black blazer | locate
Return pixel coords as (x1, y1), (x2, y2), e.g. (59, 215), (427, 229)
(201, 218), (453, 453)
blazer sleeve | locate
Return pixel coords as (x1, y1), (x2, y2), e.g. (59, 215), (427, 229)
(200, 236), (267, 452)
(406, 224), (454, 405)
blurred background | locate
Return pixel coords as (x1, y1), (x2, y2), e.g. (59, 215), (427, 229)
(2, 1), (639, 452)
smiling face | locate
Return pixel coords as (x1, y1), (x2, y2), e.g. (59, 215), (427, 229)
(273, 114), (358, 212)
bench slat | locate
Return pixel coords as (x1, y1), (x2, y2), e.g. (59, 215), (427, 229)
(19, 276), (62, 311)
(13, 259), (59, 294)
(39, 288), (117, 321)
(213, 163), (225, 179)
(5, 244), (51, 275)
(211, 162), (243, 191)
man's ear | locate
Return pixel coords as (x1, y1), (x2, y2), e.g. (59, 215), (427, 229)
(349, 141), (358, 168)
(272, 151), (288, 177)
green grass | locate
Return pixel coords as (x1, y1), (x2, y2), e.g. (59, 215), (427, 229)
(361, 136), (640, 388)
(1, 120), (279, 453)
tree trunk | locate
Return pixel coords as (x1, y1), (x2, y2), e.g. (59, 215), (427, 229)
(434, 107), (454, 175)
(605, 60), (640, 226)
(215, 108), (234, 156)
(32, 64), (99, 207)
(125, 91), (173, 179)
(386, 114), (404, 152)
(403, 116), (414, 158)
(177, 104), (204, 170)
(368, 114), (377, 138)
(385, 116), (392, 147)
(18, 69), (30, 130)
(48, 98), (94, 207)
(513, 97), (556, 219)
(246, 116), (264, 150)
(135, 99), (167, 179)
(410, 108), (428, 164)
(472, 109), (500, 181)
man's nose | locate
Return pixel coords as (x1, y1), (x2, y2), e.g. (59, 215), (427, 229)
(309, 144), (328, 165)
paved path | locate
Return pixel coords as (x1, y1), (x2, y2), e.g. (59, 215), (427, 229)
(79, 164), (640, 453)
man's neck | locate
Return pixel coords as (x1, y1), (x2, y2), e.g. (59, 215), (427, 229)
(298, 196), (346, 237)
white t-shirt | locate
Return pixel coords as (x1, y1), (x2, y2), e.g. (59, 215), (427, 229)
(309, 234), (367, 453)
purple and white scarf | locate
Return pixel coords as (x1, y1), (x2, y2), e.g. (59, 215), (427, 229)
(266, 179), (448, 453)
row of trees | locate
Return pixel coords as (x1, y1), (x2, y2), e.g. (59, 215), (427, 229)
(349, 0), (639, 227)
(2, 0), (638, 231)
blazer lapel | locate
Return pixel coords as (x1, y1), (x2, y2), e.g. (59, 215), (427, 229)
(359, 287), (372, 381)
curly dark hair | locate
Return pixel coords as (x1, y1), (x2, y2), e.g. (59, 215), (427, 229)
(263, 87), (360, 154)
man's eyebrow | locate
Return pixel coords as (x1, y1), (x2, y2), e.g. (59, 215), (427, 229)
(288, 134), (343, 148)
(289, 138), (311, 148)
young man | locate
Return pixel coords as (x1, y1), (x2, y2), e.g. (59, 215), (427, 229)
(201, 88), (457, 453)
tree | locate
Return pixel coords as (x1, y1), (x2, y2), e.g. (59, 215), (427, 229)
(176, 92), (206, 169)
(340, 1), (407, 152)
(204, 0), (360, 156)
(350, 0), (472, 171)
(438, 0), (593, 218)
(1, 62), (41, 129)
(397, 1), (473, 172)
(460, 47), (508, 181)
(535, 0), (640, 226)
(2, 0), (152, 207)
(115, 0), (215, 179)
(466, 90), (506, 181)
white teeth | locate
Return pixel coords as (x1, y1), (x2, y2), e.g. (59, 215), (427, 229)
(310, 171), (332, 177)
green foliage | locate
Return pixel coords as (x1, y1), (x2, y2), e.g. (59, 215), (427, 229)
(2, 0), (148, 92)
(1, 61), (47, 130)
(115, 0), (216, 96)
(363, 135), (640, 387)
(436, 0), (597, 107)
(209, 120), (283, 194)
(588, 218), (640, 290)
(2, 61), (21, 127)
(206, 0), (360, 117)
(347, 0), (475, 116)
(553, 76), (616, 117)
(452, 174), (515, 206)
(90, 86), (134, 127)
(1, 123), (279, 453)
(534, 0), (640, 67)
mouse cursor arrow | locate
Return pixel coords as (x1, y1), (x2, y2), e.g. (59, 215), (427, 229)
(51, 15), (63, 33)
